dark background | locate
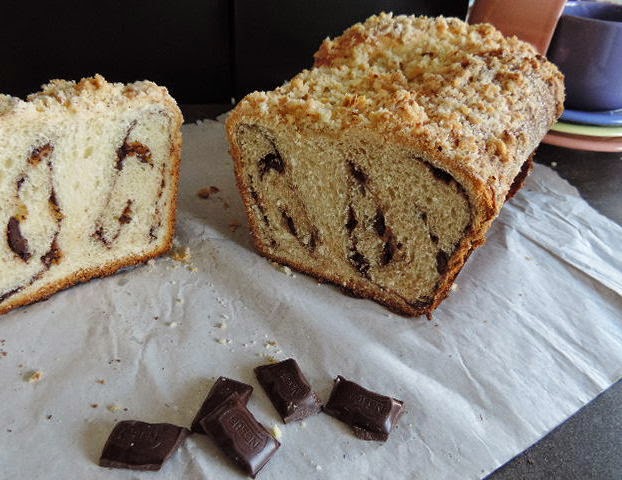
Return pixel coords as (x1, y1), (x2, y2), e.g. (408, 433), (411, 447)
(2, 0), (467, 102)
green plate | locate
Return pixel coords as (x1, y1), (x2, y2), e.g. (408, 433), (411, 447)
(550, 121), (622, 138)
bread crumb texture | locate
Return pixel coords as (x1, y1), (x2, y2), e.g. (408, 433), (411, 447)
(26, 370), (44, 383)
(170, 246), (191, 263)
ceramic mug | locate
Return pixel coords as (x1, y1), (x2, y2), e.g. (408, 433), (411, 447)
(547, 1), (622, 111)
(468, 0), (566, 55)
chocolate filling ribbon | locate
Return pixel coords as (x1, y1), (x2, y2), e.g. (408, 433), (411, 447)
(7, 217), (30, 261)
(249, 129), (321, 253)
(345, 160), (400, 276)
(93, 122), (159, 247)
(2, 143), (64, 304)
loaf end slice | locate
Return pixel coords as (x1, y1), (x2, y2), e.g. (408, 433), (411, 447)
(227, 14), (564, 317)
(0, 75), (183, 314)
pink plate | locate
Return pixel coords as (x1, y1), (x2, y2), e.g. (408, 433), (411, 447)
(542, 130), (622, 152)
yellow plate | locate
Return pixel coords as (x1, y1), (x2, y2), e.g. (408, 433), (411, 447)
(550, 121), (622, 138)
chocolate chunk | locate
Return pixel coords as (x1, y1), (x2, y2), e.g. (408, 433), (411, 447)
(200, 394), (280, 478)
(349, 250), (370, 278)
(118, 200), (133, 224)
(49, 189), (64, 222)
(323, 376), (404, 441)
(380, 235), (396, 266)
(282, 211), (298, 237)
(308, 228), (319, 251)
(249, 186), (260, 203)
(345, 205), (358, 232)
(99, 421), (189, 471)
(28, 143), (53, 166)
(41, 236), (62, 268)
(190, 377), (253, 434)
(7, 217), (31, 261)
(117, 133), (153, 170)
(373, 209), (386, 236)
(428, 164), (454, 184)
(255, 358), (322, 423)
(258, 151), (285, 178)
(93, 226), (111, 246)
(436, 250), (450, 275)
(347, 160), (368, 187)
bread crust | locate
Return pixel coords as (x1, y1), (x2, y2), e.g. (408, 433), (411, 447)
(227, 14), (564, 317)
(0, 241), (172, 315)
(0, 75), (183, 315)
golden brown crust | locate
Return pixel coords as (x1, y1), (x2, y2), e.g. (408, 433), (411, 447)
(0, 240), (172, 315)
(0, 75), (183, 315)
(227, 14), (564, 317)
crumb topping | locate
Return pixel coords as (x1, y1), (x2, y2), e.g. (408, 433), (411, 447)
(26, 370), (44, 383)
(0, 74), (179, 117)
(232, 14), (564, 199)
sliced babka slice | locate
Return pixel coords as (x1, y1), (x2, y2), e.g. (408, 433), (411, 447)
(0, 75), (182, 314)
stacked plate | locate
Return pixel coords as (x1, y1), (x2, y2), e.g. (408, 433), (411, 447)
(543, 108), (622, 152)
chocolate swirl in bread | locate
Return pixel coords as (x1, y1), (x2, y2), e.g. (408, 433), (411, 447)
(0, 75), (182, 314)
(227, 14), (564, 316)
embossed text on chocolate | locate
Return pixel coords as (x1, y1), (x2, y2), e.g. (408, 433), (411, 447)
(222, 408), (266, 454)
(345, 390), (392, 418)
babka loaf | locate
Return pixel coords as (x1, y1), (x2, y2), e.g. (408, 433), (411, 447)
(226, 14), (564, 317)
(0, 75), (182, 314)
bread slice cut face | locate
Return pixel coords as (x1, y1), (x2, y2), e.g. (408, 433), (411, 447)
(0, 75), (182, 314)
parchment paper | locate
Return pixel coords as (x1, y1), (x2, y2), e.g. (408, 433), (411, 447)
(1, 119), (621, 480)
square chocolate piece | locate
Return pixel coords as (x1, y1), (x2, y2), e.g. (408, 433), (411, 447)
(255, 358), (322, 423)
(99, 420), (189, 471)
(200, 394), (280, 478)
(191, 376), (253, 434)
(323, 376), (404, 441)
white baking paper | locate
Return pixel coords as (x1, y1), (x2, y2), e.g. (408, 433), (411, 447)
(1, 119), (620, 480)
